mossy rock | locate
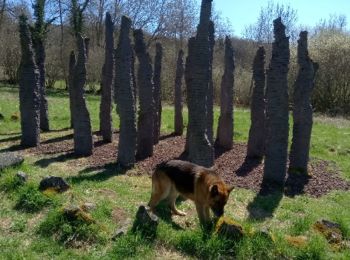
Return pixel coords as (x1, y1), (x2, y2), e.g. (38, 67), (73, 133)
(215, 217), (244, 240)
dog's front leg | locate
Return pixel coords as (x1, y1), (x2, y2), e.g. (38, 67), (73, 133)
(195, 203), (210, 227)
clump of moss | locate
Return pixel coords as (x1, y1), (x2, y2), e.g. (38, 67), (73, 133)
(38, 205), (106, 247)
(15, 184), (54, 212)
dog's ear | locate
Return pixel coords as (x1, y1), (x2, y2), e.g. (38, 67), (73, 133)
(227, 185), (234, 194)
(210, 185), (219, 197)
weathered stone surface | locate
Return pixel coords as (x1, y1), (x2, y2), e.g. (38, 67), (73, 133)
(99, 12), (114, 143)
(174, 49), (184, 136)
(63, 204), (95, 223)
(215, 217), (244, 240)
(18, 15), (41, 147)
(80, 202), (97, 212)
(185, 0), (214, 167)
(39, 176), (70, 193)
(132, 205), (158, 236)
(134, 29), (155, 160)
(115, 16), (137, 168)
(153, 43), (163, 144)
(216, 36), (235, 150)
(0, 152), (24, 171)
(71, 35), (93, 156)
(263, 17), (290, 185)
(289, 31), (318, 174)
(16, 171), (28, 183)
(247, 46), (266, 159)
(112, 218), (132, 240)
(314, 220), (343, 244)
(207, 21), (215, 145)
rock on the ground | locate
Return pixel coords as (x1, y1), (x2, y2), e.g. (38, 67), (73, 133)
(132, 204), (159, 237)
(112, 219), (132, 240)
(215, 217), (244, 240)
(16, 171), (28, 183)
(80, 202), (97, 212)
(0, 152), (24, 171)
(39, 176), (70, 193)
(314, 219), (343, 244)
(63, 205), (95, 224)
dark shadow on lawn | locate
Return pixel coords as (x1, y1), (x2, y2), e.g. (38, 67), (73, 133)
(235, 158), (262, 177)
(0, 144), (26, 152)
(284, 173), (310, 197)
(41, 133), (73, 144)
(67, 163), (126, 184)
(247, 179), (283, 221)
(34, 152), (76, 168)
(0, 135), (21, 143)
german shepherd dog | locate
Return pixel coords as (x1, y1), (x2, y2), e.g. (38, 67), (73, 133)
(148, 160), (233, 225)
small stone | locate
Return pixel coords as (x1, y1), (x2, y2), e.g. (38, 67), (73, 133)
(132, 205), (158, 238)
(16, 171), (28, 183)
(0, 152), (24, 171)
(81, 202), (97, 212)
(314, 219), (343, 244)
(39, 176), (70, 193)
(112, 219), (132, 241)
(63, 205), (95, 224)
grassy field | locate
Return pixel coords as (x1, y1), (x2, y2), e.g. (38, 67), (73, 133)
(0, 85), (350, 259)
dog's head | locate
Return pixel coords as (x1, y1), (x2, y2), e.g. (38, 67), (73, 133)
(208, 183), (234, 217)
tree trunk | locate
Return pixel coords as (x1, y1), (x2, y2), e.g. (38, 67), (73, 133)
(216, 36), (235, 150)
(289, 31), (318, 174)
(18, 16), (40, 147)
(185, 0), (214, 167)
(71, 35), (93, 156)
(134, 29), (155, 160)
(99, 12), (114, 143)
(263, 18), (290, 185)
(247, 46), (266, 160)
(115, 16), (137, 168)
(174, 49), (184, 136)
(153, 42), (163, 144)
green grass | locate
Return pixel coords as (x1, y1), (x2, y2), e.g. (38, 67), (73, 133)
(0, 85), (350, 259)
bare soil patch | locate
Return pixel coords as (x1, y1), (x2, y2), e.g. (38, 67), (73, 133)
(23, 133), (350, 198)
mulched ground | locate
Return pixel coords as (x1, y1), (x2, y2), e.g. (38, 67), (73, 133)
(15, 132), (350, 198)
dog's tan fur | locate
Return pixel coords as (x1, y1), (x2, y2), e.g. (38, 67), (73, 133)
(148, 160), (233, 225)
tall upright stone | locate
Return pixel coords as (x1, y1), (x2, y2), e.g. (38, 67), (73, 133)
(216, 36), (235, 150)
(174, 49), (184, 136)
(185, 0), (214, 167)
(153, 43), (163, 144)
(207, 20), (215, 145)
(289, 31), (318, 174)
(263, 18), (290, 185)
(247, 46), (266, 160)
(115, 16), (137, 168)
(134, 29), (155, 160)
(99, 12), (114, 143)
(18, 15), (40, 147)
(71, 35), (93, 156)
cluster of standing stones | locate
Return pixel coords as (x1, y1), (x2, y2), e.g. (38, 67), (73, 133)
(17, 0), (317, 186)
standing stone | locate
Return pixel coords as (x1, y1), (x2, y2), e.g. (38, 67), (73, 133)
(68, 51), (76, 128)
(134, 29), (155, 160)
(18, 15), (40, 147)
(247, 46), (266, 160)
(207, 20), (215, 145)
(289, 31), (318, 174)
(115, 16), (137, 168)
(174, 50), (184, 136)
(71, 35), (93, 156)
(263, 18), (290, 185)
(185, 0), (214, 167)
(153, 43), (163, 144)
(216, 36), (235, 150)
(99, 12), (114, 143)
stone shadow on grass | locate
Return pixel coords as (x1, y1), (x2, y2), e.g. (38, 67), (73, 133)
(34, 152), (76, 168)
(0, 135), (21, 143)
(247, 180), (283, 221)
(67, 163), (126, 184)
(284, 173), (310, 197)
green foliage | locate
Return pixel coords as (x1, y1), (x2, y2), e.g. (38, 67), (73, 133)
(15, 184), (54, 212)
(37, 207), (106, 247)
(0, 173), (25, 192)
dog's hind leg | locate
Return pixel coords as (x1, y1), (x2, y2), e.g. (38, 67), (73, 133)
(148, 170), (171, 213)
(168, 188), (186, 216)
